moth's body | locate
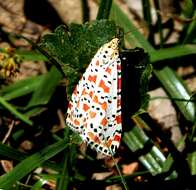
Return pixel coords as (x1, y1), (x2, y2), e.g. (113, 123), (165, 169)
(66, 38), (122, 156)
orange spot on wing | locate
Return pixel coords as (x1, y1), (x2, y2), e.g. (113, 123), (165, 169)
(101, 102), (107, 111)
(96, 60), (99, 66)
(83, 103), (90, 111)
(88, 132), (100, 144)
(99, 80), (109, 93)
(115, 115), (121, 124)
(106, 139), (112, 147)
(88, 75), (97, 83)
(101, 117), (108, 126)
(82, 89), (87, 96)
(74, 119), (80, 126)
(89, 111), (96, 118)
(94, 136), (101, 144)
(114, 134), (121, 142)
(106, 67), (111, 74)
(89, 91), (93, 98)
(88, 132), (94, 140)
(93, 95), (99, 103)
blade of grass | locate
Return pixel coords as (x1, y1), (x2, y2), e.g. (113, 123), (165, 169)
(0, 140), (68, 189)
(56, 128), (70, 190)
(0, 143), (61, 171)
(154, 66), (195, 122)
(150, 44), (196, 63)
(81, 0), (90, 23)
(96, 0), (113, 20)
(188, 151), (196, 175)
(182, 10), (196, 43)
(31, 179), (47, 190)
(0, 97), (33, 125)
(25, 66), (63, 116)
(56, 154), (69, 190)
(181, 0), (194, 17)
(31, 174), (58, 190)
(0, 143), (26, 160)
(141, 0), (154, 45)
(141, 0), (152, 27)
(15, 49), (48, 61)
(0, 75), (44, 101)
(153, 0), (163, 48)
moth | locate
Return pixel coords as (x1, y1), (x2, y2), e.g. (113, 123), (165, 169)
(66, 38), (122, 156)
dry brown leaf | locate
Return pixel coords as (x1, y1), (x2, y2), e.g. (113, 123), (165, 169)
(16, 61), (46, 80)
(0, 160), (13, 173)
(20, 140), (33, 151)
(185, 77), (196, 93)
(177, 65), (195, 77)
(49, 0), (82, 23)
(148, 88), (183, 146)
(106, 184), (122, 190)
(92, 171), (113, 180)
(0, 0), (25, 31)
(122, 162), (139, 175)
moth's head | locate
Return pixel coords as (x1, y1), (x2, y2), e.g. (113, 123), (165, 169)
(100, 38), (120, 63)
(106, 38), (119, 50)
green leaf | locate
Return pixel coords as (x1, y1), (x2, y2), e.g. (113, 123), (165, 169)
(0, 143), (61, 171)
(150, 44), (196, 63)
(96, 0), (113, 20)
(141, 0), (152, 25)
(0, 96), (33, 125)
(81, 0), (90, 22)
(31, 178), (47, 190)
(15, 49), (48, 61)
(25, 66), (63, 116)
(0, 75), (44, 101)
(181, 0), (194, 17)
(56, 128), (71, 190)
(188, 151), (196, 175)
(31, 174), (58, 190)
(154, 67), (195, 122)
(0, 140), (68, 189)
(0, 143), (26, 161)
(182, 10), (196, 43)
(139, 61), (153, 111)
(56, 155), (69, 190)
